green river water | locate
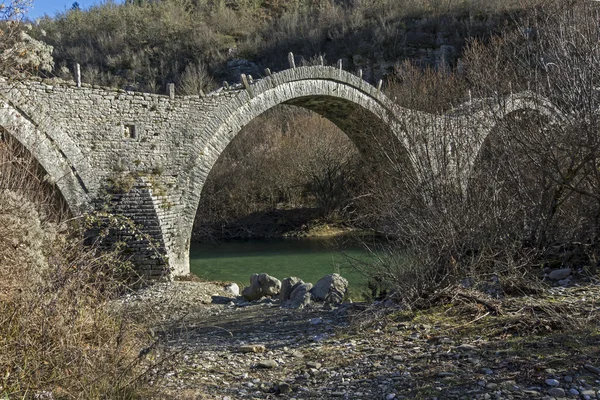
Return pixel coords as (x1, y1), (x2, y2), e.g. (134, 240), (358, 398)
(189, 237), (375, 295)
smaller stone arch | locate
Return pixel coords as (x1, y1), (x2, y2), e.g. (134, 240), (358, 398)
(0, 100), (90, 214)
(461, 92), (564, 188)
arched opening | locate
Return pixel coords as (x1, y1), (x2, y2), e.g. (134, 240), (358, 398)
(0, 102), (90, 215)
(193, 105), (365, 241)
(468, 108), (594, 249)
(169, 67), (420, 278)
(0, 126), (70, 216)
(0, 127), (71, 221)
(188, 104), (396, 285)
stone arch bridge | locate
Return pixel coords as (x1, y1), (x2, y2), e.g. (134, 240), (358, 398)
(0, 65), (559, 278)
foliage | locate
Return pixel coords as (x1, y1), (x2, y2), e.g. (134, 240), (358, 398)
(0, 0), (42, 76)
(32, 0), (545, 92)
(0, 134), (155, 398)
(356, 0), (600, 309)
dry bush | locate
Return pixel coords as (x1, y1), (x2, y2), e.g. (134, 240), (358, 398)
(177, 61), (216, 96)
(0, 0), (44, 76)
(353, 62), (545, 308)
(0, 134), (152, 398)
(356, 1), (600, 309)
(465, 0), (600, 251)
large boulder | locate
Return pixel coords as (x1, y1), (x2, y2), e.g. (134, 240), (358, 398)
(284, 282), (313, 309)
(280, 277), (303, 302)
(242, 273), (281, 301)
(310, 274), (348, 304)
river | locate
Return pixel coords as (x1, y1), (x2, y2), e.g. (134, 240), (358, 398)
(189, 237), (376, 298)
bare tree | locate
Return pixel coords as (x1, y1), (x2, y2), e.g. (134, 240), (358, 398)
(354, 1), (600, 307)
(464, 0), (600, 249)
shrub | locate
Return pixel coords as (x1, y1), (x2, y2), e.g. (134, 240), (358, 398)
(354, 0), (600, 308)
(0, 132), (151, 399)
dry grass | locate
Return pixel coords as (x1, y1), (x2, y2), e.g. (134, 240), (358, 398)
(0, 135), (153, 399)
(350, 279), (600, 345)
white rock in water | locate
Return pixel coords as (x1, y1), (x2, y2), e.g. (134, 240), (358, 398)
(224, 282), (239, 296)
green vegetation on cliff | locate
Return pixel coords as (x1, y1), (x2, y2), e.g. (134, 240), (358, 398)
(33, 0), (540, 92)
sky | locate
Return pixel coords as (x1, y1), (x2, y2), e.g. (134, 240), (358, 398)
(26, 0), (123, 19)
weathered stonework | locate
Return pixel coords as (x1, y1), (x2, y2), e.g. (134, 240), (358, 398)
(0, 66), (561, 278)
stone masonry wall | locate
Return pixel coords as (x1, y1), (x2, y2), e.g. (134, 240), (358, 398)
(0, 66), (555, 278)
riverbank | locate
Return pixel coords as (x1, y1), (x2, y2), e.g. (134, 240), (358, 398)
(119, 276), (600, 399)
(188, 234), (379, 300)
(193, 207), (371, 241)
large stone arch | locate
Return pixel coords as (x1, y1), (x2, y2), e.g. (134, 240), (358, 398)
(170, 66), (425, 276)
(0, 100), (90, 214)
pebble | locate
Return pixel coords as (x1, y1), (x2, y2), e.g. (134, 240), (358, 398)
(585, 365), (600, 375)
(545, 378), (560, 387)
(548, 268), (571, 280)
(239, 344), (266, 353)
(276, 382), (292, 394)
(523, 390), (542, 396)
(547, 387), (565, 397)
(386, 394), (396, 400)
(256, 360), (278, 369)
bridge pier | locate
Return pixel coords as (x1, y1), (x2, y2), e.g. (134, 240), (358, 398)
(92, 174), (190, 280)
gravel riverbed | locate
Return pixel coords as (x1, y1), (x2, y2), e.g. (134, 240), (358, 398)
(118, 281), (600, 400)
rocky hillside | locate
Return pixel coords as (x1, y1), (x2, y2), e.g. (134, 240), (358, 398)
(32, 0), (541, 92)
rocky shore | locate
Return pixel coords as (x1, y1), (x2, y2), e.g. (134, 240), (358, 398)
(118, 279), (600, 400)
